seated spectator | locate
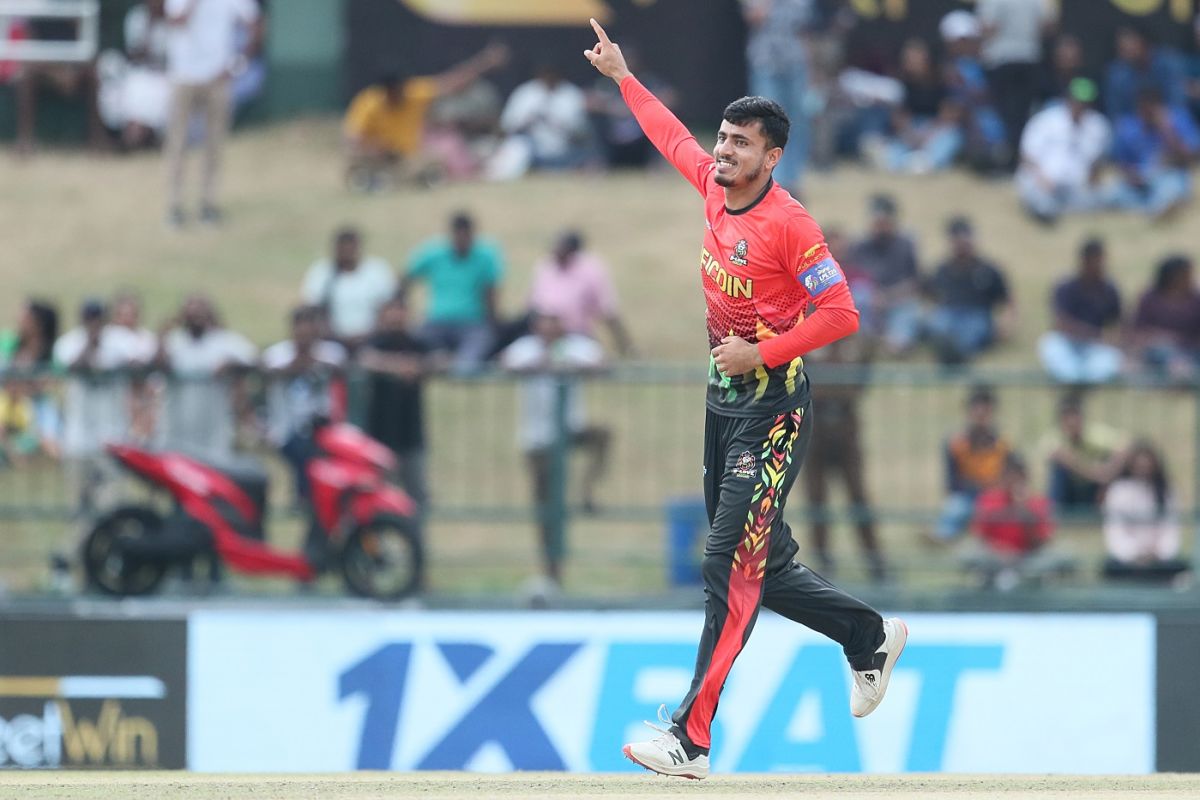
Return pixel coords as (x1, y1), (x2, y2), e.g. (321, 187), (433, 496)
(156, 294), (257, 460)
(1102, 440), (1192, 585)
(1107, 87), (1200, 221)
(1, 299), (59, 372)
(488, 64), (590, 180)
(1104, 25), (1187, 119)
(95, 0), (170, 151)
(1037, 33), (1090, 108)
(262, 306), (347, 503)
(964, 453), (1071, 591)
(935, 386), (1011, 542)
(940, 10), (1008, 172)
(800, 334), (887, 581)
(1038, 238), (1123, 384)
(528, 230), (633, 356)
(826, 225), (875, 333)
(10, 14), (106, 156)
(301, 227), (397, 351)
(1130, 254), (1200, 380)
(923, 216), (1014, 364)
(501, 312), (610, 599)
(342, 43), (508, 190)
(1016, 77), (1111, 225)
(401, 212), (504, 374)
(849, 194), (922, 356)
(587, 45), (677, 170)
(0, 379), (56, 468)
(1041, 391), (1128, 518)
(358, 296), (435, 556)
(425, 73), (503, 176)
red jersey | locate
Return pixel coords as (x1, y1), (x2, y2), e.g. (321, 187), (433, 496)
(973, 489), (1054, 555)
(620, 77), (859, 416)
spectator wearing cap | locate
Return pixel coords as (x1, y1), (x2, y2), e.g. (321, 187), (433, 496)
(1015, 77), (1111, 225)
(343, 44), (508, 190)
(923, 216), (1014, 364)
(1107, 87), (1200, 221)
(401, 211), (505, 374)
(301, 227), (397, 352)
(940, 9), (1009, 172)
(975, 0), (1058, 169)
(848, 194), (922, 356)
(1038, 238), (1124, 384)
(1104, 25), (1187, 120)
(527, 230), (633, 356)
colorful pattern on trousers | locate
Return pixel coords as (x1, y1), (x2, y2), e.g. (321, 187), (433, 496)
(685, 409), (803, 749)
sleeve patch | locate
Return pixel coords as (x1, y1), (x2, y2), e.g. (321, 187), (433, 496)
(798, 258), (845, 296)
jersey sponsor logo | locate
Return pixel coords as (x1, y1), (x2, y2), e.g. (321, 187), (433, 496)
(700, 247), (752, 299)
(732, 450), (757, 479)
(730, 239), (749, 266)
(799, 258), (844, 296)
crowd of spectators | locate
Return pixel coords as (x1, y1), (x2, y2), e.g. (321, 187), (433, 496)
(0, 214), (634, 599)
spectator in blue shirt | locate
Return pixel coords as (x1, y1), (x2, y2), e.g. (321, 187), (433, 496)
(1038, 238), (1124, 384)
(400, 212), (504, 374)
(1108, 88), (1200, 220)
(1104, 26), (1187, 119)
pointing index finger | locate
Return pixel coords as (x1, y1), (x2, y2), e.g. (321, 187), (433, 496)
(590, 18), (611, 46)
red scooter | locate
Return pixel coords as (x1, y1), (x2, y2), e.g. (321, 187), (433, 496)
(81, 421), (423, 600)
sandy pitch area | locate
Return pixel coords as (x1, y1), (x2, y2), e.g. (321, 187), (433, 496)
(1, 772), (1198, 800)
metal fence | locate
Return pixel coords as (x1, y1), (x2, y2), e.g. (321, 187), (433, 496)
(2, 364), (1198, 593)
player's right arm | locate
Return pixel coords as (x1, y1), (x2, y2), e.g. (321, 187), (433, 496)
(584, 18), (713, 194)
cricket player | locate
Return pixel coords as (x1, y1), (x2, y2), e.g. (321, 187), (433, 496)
(584, 19), (907, 779)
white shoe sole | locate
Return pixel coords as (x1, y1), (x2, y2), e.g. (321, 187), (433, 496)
(622, 745), (707, 780)
(852, 617), (908, 718)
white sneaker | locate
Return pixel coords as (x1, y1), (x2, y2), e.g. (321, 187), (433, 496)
(850, 617), (908, 718)
(622, 704), (709, 780)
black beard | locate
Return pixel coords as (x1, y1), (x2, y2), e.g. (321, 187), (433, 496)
(713, 160), (764, 188)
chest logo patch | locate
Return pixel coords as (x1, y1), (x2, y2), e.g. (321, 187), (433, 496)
(730, 239), (749, 266)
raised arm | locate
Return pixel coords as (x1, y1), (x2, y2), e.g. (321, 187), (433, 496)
(584, 18), (713, 194)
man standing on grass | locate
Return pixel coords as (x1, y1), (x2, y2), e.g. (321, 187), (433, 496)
(583, 19), (906, 779)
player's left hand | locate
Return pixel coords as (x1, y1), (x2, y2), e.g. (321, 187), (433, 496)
(711, 336), (764, 376)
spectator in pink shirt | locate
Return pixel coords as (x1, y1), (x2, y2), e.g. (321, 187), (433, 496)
(528, 230), (634, 356)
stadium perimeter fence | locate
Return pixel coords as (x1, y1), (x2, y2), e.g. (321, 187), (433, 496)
(1, 364), (1198, 595)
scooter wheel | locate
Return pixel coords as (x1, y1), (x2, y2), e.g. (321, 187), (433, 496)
(340, 514), (424, 600)
(82, 506), (169, 597)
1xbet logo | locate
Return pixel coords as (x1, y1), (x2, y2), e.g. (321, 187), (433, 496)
(337, 640), (1003, 772)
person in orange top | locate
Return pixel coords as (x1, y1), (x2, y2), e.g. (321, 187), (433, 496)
(343, 43), (508, 189)
(935, 385), (1010, 542)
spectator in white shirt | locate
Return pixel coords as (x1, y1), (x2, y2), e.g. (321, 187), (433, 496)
(301, 227), (397, 351)
(96, 0), (172, 150)
(489, 65), (590, 180)
(163, 0), (262, 227)
(1015, 77), (1112, 225)
(157, 294), (257, 460)
(53, 299), (145, 516)
(262, 306), (347, 502)
(1102, 441), (1192, 585)
(501, 312), (610, 592)
(111, 290), (160, 444)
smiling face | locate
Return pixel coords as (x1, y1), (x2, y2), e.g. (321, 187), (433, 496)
(713, 119), (779, 189)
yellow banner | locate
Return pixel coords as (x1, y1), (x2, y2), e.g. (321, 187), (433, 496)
(399, 0), (613, 27)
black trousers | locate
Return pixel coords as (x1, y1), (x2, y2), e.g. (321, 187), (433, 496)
(671, 403), (884, 753)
